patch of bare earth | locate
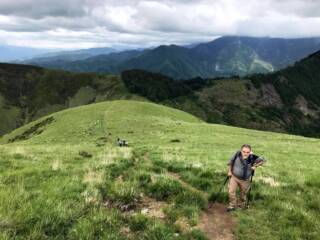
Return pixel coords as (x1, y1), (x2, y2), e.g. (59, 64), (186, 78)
(138, 196), (168, 219)
(197, 202), (236, 240)
(168, 171), (237, 240)
(116, 196), (169, 239)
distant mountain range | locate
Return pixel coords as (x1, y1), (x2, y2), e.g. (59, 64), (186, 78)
(0, 44), (120, 63)
(0, 45), (54, 62)
(1, 50), (320, 137)
(22, 36), (320, 79)
(23, 47), (118, 63)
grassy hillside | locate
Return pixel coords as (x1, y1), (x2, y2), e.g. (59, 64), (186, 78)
(0, 100), (319, 239)
(121, 59), (320, 138)
(0, 63), (148, 136)
(2, 50), (320, 138)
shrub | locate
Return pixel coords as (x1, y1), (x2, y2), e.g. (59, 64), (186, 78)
(110, 181), (140, 205)
(148, 176), (183, 201)
(174, 190), (208, 210)
(128, 213), (149, 232)
(136, 171), (152, 187)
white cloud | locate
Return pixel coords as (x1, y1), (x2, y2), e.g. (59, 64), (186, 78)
(0, 0), (319, 49)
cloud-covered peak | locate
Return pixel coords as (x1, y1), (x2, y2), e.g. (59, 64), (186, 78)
(0, 0), (319, 49)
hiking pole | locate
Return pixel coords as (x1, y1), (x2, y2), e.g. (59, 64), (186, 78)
(246, 157), (266, 208)
(246, 170), (255, 208)
(212, 175), (231, 202)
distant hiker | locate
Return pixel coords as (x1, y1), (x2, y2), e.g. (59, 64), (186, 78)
(226, 144), (265, 211)
(117, 137), (128, 147)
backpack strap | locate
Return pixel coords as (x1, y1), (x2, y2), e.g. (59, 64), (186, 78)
(230, 151), (240, 174)
(242, 155), (249, 179)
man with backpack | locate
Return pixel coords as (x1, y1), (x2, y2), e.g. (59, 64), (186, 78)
(227, 144), (266, 211)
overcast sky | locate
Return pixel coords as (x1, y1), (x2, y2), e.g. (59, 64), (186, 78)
(0, 0), (320, 50)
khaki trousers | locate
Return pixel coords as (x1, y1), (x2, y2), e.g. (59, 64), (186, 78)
(228, 174), (250, 208)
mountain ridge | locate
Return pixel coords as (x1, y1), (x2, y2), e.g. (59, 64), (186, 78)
(22, 36), (320, 79)
(1, 50), (320, 137)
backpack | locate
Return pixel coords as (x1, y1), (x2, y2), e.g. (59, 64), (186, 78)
(230, 151), (259, 179)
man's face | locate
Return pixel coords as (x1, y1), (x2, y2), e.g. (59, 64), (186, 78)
(241, 147), (251, 159)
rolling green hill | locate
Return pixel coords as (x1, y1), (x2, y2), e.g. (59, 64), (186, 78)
(1, 50), (320, 138)
(0, 63), (148, 136)
(0, 100), (319, 239)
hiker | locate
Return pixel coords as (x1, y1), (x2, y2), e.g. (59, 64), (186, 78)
(226, 144), (265, 211)
(117, 137), (128, 147)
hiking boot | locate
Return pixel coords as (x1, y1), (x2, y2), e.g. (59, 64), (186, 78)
(227, 206), (236, 212)
(237, 202), (248, 210)
(238, 205), (248, 210)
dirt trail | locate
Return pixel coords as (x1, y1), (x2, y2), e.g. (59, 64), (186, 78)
(198, 202), (236, 240)
(167, 172), (207, 197)
(142, 152), (236, 240)
(167, 171), (236, 240)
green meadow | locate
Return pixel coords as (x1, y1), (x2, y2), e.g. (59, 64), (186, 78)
(0, 100), (319, 239)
